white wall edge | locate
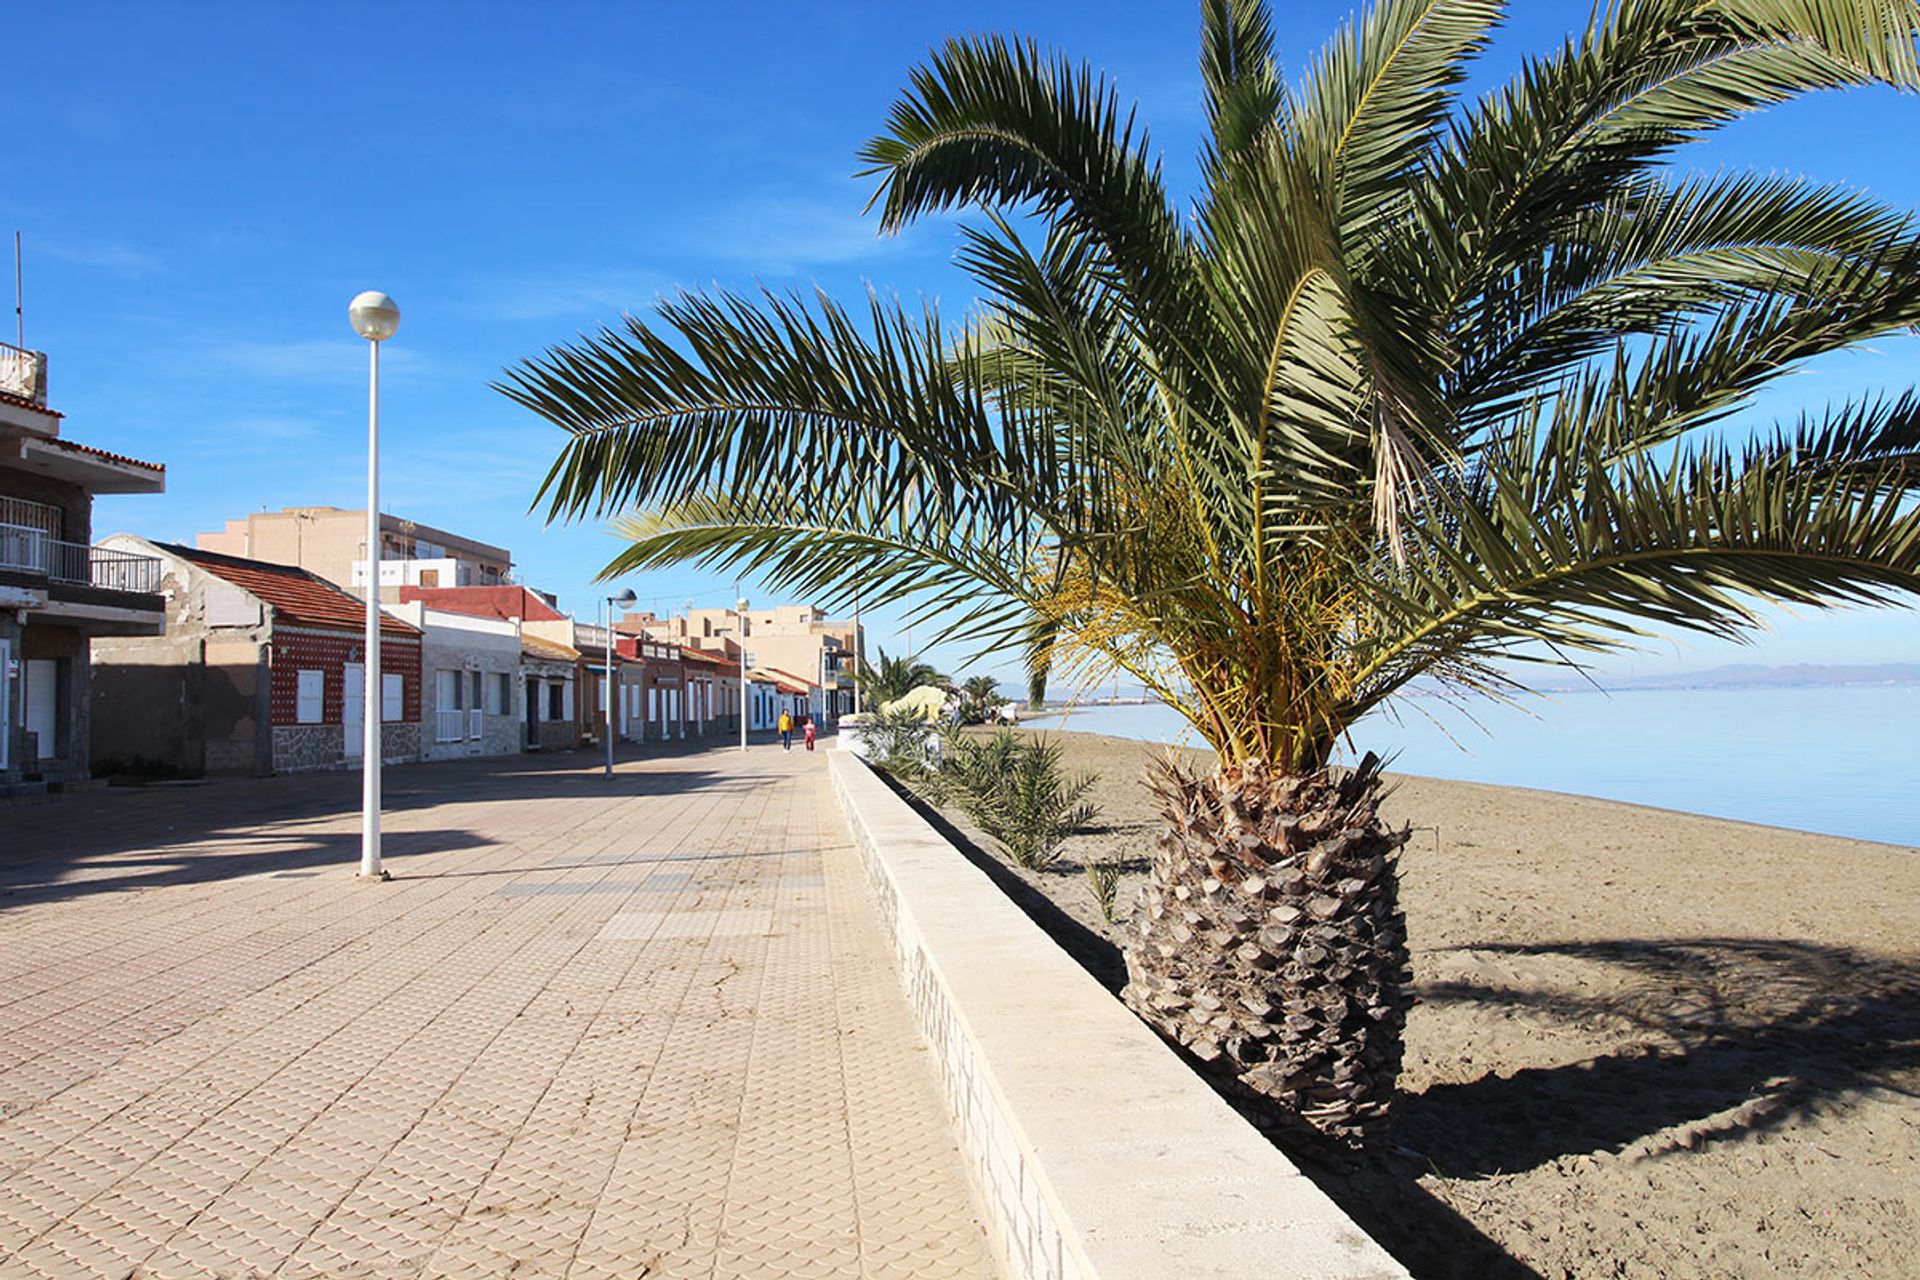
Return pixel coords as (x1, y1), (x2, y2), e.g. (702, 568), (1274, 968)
(828, 750), (1408, 1280)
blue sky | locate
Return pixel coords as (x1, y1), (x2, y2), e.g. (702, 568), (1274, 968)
(12, 1), (1918, 686)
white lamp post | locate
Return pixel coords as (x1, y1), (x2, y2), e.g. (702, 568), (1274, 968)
(737, 596), (749, 752)
(348, 290), (399, 881)
(851, 587), (862, 716)
(604, 587), (636, 777)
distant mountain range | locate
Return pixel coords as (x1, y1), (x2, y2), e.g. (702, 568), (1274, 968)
(1566, 662), (1920, 691)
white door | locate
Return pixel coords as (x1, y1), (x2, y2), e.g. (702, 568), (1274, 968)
(25, 659), (57, 760)
(343, 662), (364, 759)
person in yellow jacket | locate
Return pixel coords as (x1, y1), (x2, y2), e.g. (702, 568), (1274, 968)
(777, 708), (793, 751)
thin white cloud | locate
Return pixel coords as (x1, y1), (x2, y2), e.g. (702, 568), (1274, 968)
(476, 267), (670, 322)
(682, 184), (946, 274)
(210, 338), (434, 382)
(34, 236), (165, 276)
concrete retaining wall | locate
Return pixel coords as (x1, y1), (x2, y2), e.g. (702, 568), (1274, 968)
(829, 751), (1407, 1280)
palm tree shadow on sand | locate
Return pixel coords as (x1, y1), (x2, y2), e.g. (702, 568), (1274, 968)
(1280, 936), (1920, 1280)
(1394, 937), (1920, 1178)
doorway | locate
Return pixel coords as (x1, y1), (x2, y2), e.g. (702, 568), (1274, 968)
(25, 658), (58, 761)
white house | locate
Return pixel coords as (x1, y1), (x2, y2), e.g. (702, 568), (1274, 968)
(382, 600), (524, 761)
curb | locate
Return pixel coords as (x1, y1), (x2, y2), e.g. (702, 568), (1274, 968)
(829, 751), (1408, 1280)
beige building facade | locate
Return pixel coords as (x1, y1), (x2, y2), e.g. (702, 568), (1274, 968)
(196, 507), (513, 597)
(625, 603), (859, 721)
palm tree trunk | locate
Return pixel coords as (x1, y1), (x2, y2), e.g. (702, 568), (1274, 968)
(1121, 755), (1411, 1148)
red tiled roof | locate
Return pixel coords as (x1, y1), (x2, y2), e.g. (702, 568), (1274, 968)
(761, 669), (814, 695)
(679, 645), (734, 667)
(36, 435), (164, 473)
(0, 387), (60, 418)
(158, 542), (419, 636)
(399, 585), (564, 622)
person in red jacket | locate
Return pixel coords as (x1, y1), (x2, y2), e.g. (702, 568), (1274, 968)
(803, 716), (817, 751)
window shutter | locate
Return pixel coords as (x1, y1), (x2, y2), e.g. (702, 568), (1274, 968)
(296, 670), (324, 724)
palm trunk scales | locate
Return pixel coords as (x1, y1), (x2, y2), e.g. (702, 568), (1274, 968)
(1122, 755), (1411, 1148)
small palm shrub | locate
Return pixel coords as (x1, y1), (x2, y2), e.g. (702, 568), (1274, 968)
(938, 726), (1023, 822)
(1085, 856), (1124, 923)
(862, 703), (937, 778)
(938, 729), (1099, 869)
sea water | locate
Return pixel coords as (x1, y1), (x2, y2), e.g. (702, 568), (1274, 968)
(1026, 684), (1920, 849)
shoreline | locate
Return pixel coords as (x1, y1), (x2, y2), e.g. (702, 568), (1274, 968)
(1046, 724), (1920, 852)
(1013, 691), (1920, 848)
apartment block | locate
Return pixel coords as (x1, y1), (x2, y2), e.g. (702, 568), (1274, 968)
(196, 506), (513, 597)
(0, 340), (166, 796)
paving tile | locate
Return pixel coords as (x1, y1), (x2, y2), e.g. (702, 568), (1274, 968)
(0, 745), (996, 1278)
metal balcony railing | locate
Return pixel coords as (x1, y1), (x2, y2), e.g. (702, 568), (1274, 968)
(0, 523), (161, 592)
(0, 495), (61, 537)
(0, 341), (47, 405)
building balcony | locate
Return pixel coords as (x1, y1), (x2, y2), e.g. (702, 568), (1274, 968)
(352, 556), (507, 589)
(0, 341), (47, 406)
(1, 524), (160, 592)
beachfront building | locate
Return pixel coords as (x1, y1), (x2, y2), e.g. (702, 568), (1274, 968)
(758, 669), (818, 726)
(523, 617), (629, 750)
(382, 600), (523, 761)
(395, 585), (583, 755)
(91, 538), (422, 774)
(624, 603), (859, 722)
(195, 506), (514, 597)
(680, 645), (730, 738)
(0, 341), (166, 794)
(519, 634), (579, 752)
(615, 635), (684, 743)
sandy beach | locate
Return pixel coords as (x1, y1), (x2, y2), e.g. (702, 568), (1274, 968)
(914, 729), (1920, 1279)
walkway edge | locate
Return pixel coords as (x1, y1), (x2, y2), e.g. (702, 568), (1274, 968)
(829, 751), (1408, 1280)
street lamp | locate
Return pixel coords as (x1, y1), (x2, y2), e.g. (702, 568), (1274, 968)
(851, 586), (862, 716)
(737, 596), (749, 752)
(604, 587), (637, 777)
(348, 290), (399, 881)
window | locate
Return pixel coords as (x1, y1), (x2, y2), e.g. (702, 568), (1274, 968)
(470, 670), (483, 711)
(296, 670), (324, 724)
(438, 669), (464, 710)
(488, 672), (510, 715)
(382, 673), (403, 722)
(548, 681), (564, 721)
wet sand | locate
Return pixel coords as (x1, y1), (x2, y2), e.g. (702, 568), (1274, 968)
(925, 729), (1920, 1279)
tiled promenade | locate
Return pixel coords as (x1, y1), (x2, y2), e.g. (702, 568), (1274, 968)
(0, 742), (996, 1279)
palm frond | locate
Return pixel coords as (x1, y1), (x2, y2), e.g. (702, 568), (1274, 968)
(856, 32), (1198, 342)
(1199, 0), (1286, 164)
(1351, 401), (1920, 709)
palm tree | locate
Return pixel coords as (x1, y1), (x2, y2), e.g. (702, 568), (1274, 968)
(962, 674), (1003, 712)
(506, 0), (1920, 1146)
(857, 647), (948, 706)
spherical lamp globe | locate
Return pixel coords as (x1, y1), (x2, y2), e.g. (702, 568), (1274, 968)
(348, 291), (401, 342)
